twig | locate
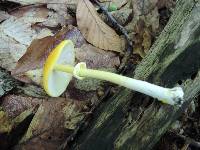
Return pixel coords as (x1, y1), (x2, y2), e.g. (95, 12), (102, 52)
(94, 0), (133, 74)
(94, 0), (132, 47)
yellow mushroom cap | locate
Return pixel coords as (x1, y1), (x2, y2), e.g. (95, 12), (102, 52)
(43, 40), (75, 97)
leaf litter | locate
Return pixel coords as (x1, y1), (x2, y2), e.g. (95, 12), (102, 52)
(76, 0), (124, 52)
(0, 0), (178, 149)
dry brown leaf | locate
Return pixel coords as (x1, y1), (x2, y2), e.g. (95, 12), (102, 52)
(0, 11), (10, 22)
(0, 7), (53, 71)
(7, 0), (78, 5)
(142, 28), (152, 53)
(1, 95), (43, 118)
(42, 4), (75, 27)
(144, 7), (160, 32)
(1, 16), (50, 46)
(10, 6), (48, 20)
(99, 0), (128, 9)
(124, 0), (167, 57)
(131, 0), (174, 33)
(47, 3), (68, 17)
(0, 5), (76, 72)
(132, 0), (158, 16)
(76, 44), (120, 69)
(0, 95), (39, 135)
(12, 26), (86, 75)
(20, 98), (87, 145)
(132, 20), (152, 57)
(131, 0), (160, 33)
(11, 36), (56, 75)
(0, 32), (27, 71)
(76, 0), (123, 52)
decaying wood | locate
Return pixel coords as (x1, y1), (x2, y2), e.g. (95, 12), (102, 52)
(70, 0), (200, 149)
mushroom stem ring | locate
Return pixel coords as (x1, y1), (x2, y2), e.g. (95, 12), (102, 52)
(43, 40), (184, 106)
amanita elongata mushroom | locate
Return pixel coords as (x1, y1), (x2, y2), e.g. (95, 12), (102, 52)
(43, 40), (184, 105)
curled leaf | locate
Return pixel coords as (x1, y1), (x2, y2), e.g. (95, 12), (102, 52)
(76, 0), (123, 52)
(12, 26), (85, 75)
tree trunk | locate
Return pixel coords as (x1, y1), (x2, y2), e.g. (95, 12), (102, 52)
(70, 0), (200, 149)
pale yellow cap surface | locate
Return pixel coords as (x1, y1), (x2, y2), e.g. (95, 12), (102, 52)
(43, 40), (75, 97)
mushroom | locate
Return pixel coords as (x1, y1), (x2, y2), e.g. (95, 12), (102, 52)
(43, 40), (184, 106)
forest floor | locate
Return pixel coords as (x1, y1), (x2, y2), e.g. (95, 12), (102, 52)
(0, 0), (199, 149)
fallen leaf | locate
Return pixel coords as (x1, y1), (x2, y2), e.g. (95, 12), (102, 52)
(142, 28), (152, 53)
(66, 25), (87, 48)
(0, 5), (78, 72)
(75, 44), (120, 69)
(12, 26), (86, 76)
(99, 0), (128, 9)
(132, 20), (152, 57)
(0, 11), (10, 22)
(1, 16), (50, 46)
(45, 3), (74, 27)
(0, 102), (38, 135)
(0, 32), (27, 71)
(1, 95), (43, 118)
(10, 6), (49, 21)
(8, 0), (78, 5)
(11, 4), (74, 28)
(123, 0), (165, 57)
(131, 0), (174, 34)
(132, 0), (160, 33)
(142, 8), (159, 34)
(132, 0), (158, 16)
(20, 98), (87, 146)
(0, 7), (53, 71)
(76, 0), (123, 52)
(11, 36), (56, 75)
(47, 3), (68, 17)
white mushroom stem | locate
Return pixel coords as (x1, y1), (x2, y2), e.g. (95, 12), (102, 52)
(54, 63), (184, 105)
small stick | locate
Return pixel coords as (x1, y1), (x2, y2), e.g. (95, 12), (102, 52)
(94, 0), (132, 48)
(94, 0), (133, 73)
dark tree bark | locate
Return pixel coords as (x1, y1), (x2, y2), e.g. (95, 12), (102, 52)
(70, 0), (200, 149)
